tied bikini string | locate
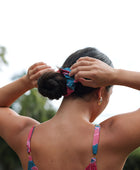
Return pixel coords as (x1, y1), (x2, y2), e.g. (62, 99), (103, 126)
(57, 68), (78, 97)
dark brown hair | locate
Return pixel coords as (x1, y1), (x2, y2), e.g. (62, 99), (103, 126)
(38, 47), (113, 100)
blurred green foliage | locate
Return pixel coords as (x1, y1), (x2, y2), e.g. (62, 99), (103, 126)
(13, 88), (56, 122)
(0, 137), (21, 170)
(0, 46), (8, 68)
(123, 147), (140, 170)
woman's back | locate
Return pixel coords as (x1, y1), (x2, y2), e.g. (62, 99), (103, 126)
(24, 118), (96, 169)
(19, 115), (127, 170)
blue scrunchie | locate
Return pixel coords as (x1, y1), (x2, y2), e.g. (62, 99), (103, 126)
(59, 67), (77, 96)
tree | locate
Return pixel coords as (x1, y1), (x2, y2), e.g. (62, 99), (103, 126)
(0, 46), (7, 68)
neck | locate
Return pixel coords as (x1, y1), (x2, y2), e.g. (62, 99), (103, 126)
(54, 96), (99, 123)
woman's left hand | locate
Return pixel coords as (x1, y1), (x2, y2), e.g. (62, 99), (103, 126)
(25, 62), (54, 88)
(70, 57), (115, 88)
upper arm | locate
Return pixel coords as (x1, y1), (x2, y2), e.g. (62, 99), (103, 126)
(0, 107), (39, 151)
(106, 109), (140, 155)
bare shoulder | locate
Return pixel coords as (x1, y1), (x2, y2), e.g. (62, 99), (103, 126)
(100, 108), (140, 129)
(0, 107), (39, 152)
(100, 108), (140, 155)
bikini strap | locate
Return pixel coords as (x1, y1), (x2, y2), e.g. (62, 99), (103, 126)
(92, 124), (100, 155)
(26, 126), (35, 155)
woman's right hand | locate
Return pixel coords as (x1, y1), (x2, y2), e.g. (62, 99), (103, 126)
(25, 62), (54, 89)
(70, 57), (116, 88)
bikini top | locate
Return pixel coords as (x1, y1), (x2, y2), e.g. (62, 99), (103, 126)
(26, 124), (100, 170)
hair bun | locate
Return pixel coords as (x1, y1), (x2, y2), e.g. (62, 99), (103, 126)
(37, 72), (67, 100)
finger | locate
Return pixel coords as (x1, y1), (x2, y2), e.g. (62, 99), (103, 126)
(29, 62), (47, 70)
(70, 65), (93, 76)
(78, 78), (98, 88)
(30, 68), (55, 80)
(29, 65), (52, 76)
(77, 57), (97, 62)
(70, 60), (93, 70)
(30, 68), (54, 80)
(74, 70), (93, 81)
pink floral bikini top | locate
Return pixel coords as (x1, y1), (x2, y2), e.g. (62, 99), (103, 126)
(26, 124), (100, 170)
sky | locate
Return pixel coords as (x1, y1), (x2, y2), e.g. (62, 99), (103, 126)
(0, 0), (140, 123)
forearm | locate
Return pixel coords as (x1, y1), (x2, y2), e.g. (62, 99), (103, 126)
(113, 69), (140, 90)
(0, 76), (32, 107)
(0, 62), (54, 107)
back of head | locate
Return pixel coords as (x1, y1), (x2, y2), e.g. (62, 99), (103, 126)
(38, 47), (113, 100)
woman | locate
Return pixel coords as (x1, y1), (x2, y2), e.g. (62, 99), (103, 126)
(0, 47), (140, 170)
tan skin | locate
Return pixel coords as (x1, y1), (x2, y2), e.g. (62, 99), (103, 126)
(0, 58), (140, 170)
